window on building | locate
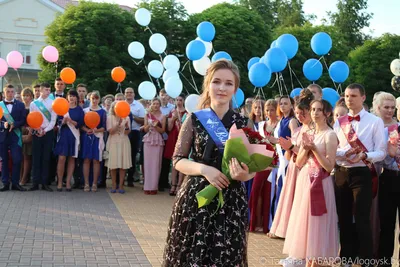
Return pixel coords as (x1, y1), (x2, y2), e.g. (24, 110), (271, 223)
(18, 44), (32, 64)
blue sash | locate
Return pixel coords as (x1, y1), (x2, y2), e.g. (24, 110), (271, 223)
(34, 99), (52, 122)
(194, 108), (228, 154)
(0, 101), (22, 147)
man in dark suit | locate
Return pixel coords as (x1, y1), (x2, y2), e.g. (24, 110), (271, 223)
(0, 84), (27, 191)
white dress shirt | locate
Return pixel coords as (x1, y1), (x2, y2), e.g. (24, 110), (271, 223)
(5, 99), (15, 113)
(334, 108), (386, 168)
(29, 96), (57, 133)
(160, 103), (175, 116)
(129, 100), (145, 131)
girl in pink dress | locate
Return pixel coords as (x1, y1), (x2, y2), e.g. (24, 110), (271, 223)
(283, 100), (339, 267)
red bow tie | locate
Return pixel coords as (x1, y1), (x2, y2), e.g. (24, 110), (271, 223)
(348, 115), (360, 122)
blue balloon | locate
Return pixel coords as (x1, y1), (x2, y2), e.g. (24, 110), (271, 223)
(311, 32), (332, 56)
(303, 59), (323, 81)
(265, 48), (288, 73)
(322, 87), (340, 108)
(211, 51), (232, 62)
(248, 63), (271, 87)
(233, 88), (244, 108)
(271, 40), (277, 48)
(186, 40), (206, 61)
(247, 57), (260, 70)
(276, 34), (299, 60)
(329, 61), (349, 83)
(196, 21), (216, 42)
(290, 88), (302, 98)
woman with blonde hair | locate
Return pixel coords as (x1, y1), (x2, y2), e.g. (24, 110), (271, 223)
(20, 87), (34, 185)
(248, 98), (265, 131)
(163, 59), (252, 266)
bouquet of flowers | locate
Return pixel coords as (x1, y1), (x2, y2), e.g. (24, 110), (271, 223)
(196, 124), (278, 210)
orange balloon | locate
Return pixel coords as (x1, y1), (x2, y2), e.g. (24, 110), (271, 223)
(0, 106), (3, 119)
(111, 67), (126, 83)
(27, 111), (43, 129)
(60, 67), (76, 84)
(84, 111), (100, 129)
(52, 97), (69, 116)
(114, 101), (130, 118)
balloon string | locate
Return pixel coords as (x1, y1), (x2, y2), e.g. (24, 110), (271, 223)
(276, 73), (282, 96)
(178, 71), (197, 92)
(2, 76), (8, 84)
(279, 73), (290, 97)
(260, 87), (266, 100)
(116, 83), (122, 93)
(321, 56), (338, 91)
(131, 59), (143, 66)
(188, 62), (200, 94)
(142, 58), (156, 86)
(180, 60), (190, 72)
(55, 62), (58, 79)
(145, 26), (154, 35)
(253, 86), (257, 94)
(289, 65), (304, 89)
(288, 61), (294, 90)
(268, 74), (279, 88)
(156, 78), (162, 90)
(16, 70), (24, 91)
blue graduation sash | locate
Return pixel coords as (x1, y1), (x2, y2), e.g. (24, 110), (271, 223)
(0, 101), (22, 147)
(34, 99), (52, 122)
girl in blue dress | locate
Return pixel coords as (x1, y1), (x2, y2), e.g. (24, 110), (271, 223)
(54, 90), (84, 192)
(80, 91), (106, 192)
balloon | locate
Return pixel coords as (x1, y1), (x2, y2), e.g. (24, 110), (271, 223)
(0, 58), (8, 77)
(149, 33), (167, 54)
(233, 88), (244, 108)
(114, 101), (130, 118)
(276, 34), (298, 60)
(52, 97), (69, 116)
(42, 45), (59, 63)
(265, 48), (288, 73)
(392, 76), (400, 91)
(165, 77), (183, 98)
(211, 51), (232, 62)
(247, 57), (260, 70)
(148, 60), (164, 79)
(163, 69), (179, 82)
(196, 37), (213, 56)
(6, 51), (23, 70)
(249, 63), (272, 87)
(111, 67), (126, 83)
(329, 61), (349, 83)
(186, 40), (206, 61)
(84, 111), (100, 129)
(311, 32), (332, 56)
(390, 59), (400, 76)
(135, 8), (151, 26)
(185, 94), (200, 113)
(27, 111), (43, 129)
(193, 56), (211, 76)
(138, 81), (156, 100)
(271, 40), (277, 48)
(322, 88), (340, 108)
(290, 88), (302, 98)
(60, 67), (76, 84)
(303, 58), (323, 81)
(196, 21), (216, 42)
(0, 106), (3, 119)
(128, 42), (145, 59)
(163, 55), (180, 71)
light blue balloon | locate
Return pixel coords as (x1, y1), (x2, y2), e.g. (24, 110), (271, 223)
(303, 59), (323, 81)
(322, 87), (340, 108)
(186, 40), (206, 61)
(196, 21), (216, 42)
(163, 69), (179, 82)
(265, 48), (288, 73)
(311, 32), (332, 56)
(247, 57), (260, 70)
(248, 63), (271, 87)
(276, 34), (299, 60)
(149, 33), (167, 54)
(148, 60), (164, 79)
(211, 51), (232, 62)
(138, 81), (156, 100)
(128, 41), (145, 60)
(329, 61), (349, 83)
(163, 55), (180, 71)
(290, 88), (302, 98)
(271, 40), (277, 48)
(233, 88), (244, 108)
(165, 77), (183, 98)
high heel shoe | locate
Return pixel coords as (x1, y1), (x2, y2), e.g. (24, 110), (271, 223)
(84, 184), (90, 192)
(169, 184), (177, 196)
(57, 187), (62, 192)
(92, 184), (97, 192)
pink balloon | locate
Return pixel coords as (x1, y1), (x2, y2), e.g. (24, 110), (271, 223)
(42, 45), (59, 63)
(0, 58), (8, 77)
(6, 51), (23, 70)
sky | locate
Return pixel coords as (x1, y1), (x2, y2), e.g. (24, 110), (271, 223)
(99, 0), (400, 37)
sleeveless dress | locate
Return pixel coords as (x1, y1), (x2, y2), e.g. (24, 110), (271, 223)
(163, 109), (187, 159)
(283, 129), (339, 260)
(163, 110), (249, 266)
(80, 108), (107, 161)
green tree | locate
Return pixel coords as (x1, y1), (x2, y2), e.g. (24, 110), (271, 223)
(234, 0), (275, 28)
(275, 0), (306, 28)
(348, 34), (400, 103)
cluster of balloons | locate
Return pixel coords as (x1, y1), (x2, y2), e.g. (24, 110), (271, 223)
(390, 56), (400, 91)
(289, 86), (340, 108)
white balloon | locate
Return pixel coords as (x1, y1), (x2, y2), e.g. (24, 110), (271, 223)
(149, 33), (167, 54)
(148, 60), (164, 78)
(163, 69), (179, 82)
(185, 94), (200, 113)
(128, 41), (145, 59)
(390, 59), (400, 76)
(165, 77), (183, 98)
(163, 55), (180, 71)
(138, 81), (156, 100)
(196, 37), (213, 56)
(193, 56), (211, 76)
(135, 8), (151, 27)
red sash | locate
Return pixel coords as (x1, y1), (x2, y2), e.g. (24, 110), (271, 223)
(309, 154), (330, 216)
(148, 113), (161, 127)
(388, 124), (400, 170)
(338, 115), (378, 198)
